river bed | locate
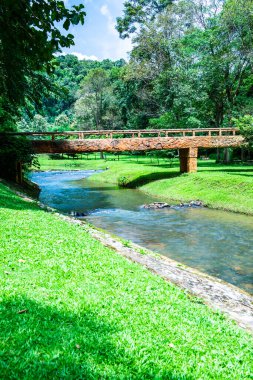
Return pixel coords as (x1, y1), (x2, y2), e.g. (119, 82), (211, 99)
(30, 170), (253, 295)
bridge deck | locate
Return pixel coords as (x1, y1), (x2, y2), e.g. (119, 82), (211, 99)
(3, 128), (244, 179)
(8, 127), (240, 140)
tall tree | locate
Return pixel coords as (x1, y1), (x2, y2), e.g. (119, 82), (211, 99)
(124, 0), (253, 129)
(116, 0), (174, 38)
(0, 0), (85, 181)
(77, 69), (109, 129)
(0, 0), (85, 131)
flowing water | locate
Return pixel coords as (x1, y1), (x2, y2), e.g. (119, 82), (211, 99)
(30, 170), (253, 294)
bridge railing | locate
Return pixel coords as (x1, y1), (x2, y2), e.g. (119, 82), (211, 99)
(3, 128), (240, 140)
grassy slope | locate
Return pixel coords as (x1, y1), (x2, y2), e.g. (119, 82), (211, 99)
(0, 182), (253, 379)
(142, 170), (253, 214)
(38, 155), (253, 214)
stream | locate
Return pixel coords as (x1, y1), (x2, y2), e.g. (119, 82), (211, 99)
(30, 170), (253, 295)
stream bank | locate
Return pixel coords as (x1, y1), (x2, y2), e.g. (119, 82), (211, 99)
(3, 179), (253, 332)
(37, 155), (253, 215)
(1, 181), (253, 378)
(30, 170), (253, 297)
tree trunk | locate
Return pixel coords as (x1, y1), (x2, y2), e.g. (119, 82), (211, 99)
(223, 148), (231, 164)
(241, 148), (246, 162)
(216, 148), (221, 163)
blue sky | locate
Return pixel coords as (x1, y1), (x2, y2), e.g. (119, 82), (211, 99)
(61, 0), (132, 61)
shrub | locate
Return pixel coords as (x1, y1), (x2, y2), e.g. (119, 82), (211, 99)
(233, 115), (253, 147)
(0, 134), (38, 181)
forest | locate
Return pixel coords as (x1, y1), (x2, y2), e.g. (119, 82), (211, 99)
(16, 0), (253, 134)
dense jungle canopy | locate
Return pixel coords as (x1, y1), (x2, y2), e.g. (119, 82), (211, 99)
(15, 0), (253, 134)
(0, 0), (253, 133)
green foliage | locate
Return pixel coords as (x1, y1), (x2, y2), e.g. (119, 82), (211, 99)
(0, 0), (85, 129)
(116, 0), (174, 38)
(150, 113), (176, 128)
(0, 0), (85, 179)
(53, 113), (71, 131)
(31, 114), (49, 133)
(233, 115), (253, 147)
(117, 0), (253, 130)
(0, 135), (37, 181)
(118, 176), (129, 187)
(14, 0), (253, 134)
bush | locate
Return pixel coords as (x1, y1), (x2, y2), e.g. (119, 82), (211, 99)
(233, 115), (253, 147)
(0, 134), (37, 181)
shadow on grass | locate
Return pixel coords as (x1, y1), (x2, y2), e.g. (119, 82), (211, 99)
(0, 296), (193, 380)
(0, 185), (39, 211)
(140, 162), (179, 169)
(227, 172), (253, 178)
(123, 171), (182, 188)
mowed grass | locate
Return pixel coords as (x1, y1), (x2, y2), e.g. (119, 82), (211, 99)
(0, 182), (253, 379)
(142, 169), (253, 214)
(37, 153), (179, 187)
(37, 154), (253, 214)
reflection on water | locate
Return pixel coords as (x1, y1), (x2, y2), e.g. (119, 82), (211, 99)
(31, 170), (253, 294)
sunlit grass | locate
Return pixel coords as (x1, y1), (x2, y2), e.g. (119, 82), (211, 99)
(0, 182), (253, 379)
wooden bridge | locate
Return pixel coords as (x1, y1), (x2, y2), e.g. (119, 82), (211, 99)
(9, 128), (244, 176)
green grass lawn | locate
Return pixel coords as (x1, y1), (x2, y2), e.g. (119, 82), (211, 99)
(37, 154), (253, 214)
(0, 182), (253, 379)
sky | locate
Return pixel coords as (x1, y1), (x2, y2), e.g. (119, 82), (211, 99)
(61, 0), (132, 61)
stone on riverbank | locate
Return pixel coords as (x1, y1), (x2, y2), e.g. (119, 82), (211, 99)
(143, 200), (205, 209)
(143, 202), (170, 209)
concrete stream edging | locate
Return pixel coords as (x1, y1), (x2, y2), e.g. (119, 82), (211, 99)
(55, 213), (253, 333)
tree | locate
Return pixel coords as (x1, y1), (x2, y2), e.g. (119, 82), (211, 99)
(116, 0), (174, 38)
(0, 0), (85, 181)
(54, 113), (71, 131)
(77, 69), (109, 129)
(122, 0), (253, 129)
(0, 0), (85, 131)
(32, 115), (49, 133)
(234, 115), (253, 149)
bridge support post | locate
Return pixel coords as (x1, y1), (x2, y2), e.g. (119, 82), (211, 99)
(179, 148), (198, 173)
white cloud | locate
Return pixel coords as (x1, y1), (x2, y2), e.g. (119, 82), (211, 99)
(98, 2), (132, 60)
(58, 52), (100, 61)
(71, 52), (100, 61)
(100, 38), (132, 61)
(100, 4), (117, 36)
(100, 4), (110, 17)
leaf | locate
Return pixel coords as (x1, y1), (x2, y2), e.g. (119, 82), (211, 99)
(17, 309), (28, 314)
(71, 15), (80, 25)
(63, 19), (70, 30)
